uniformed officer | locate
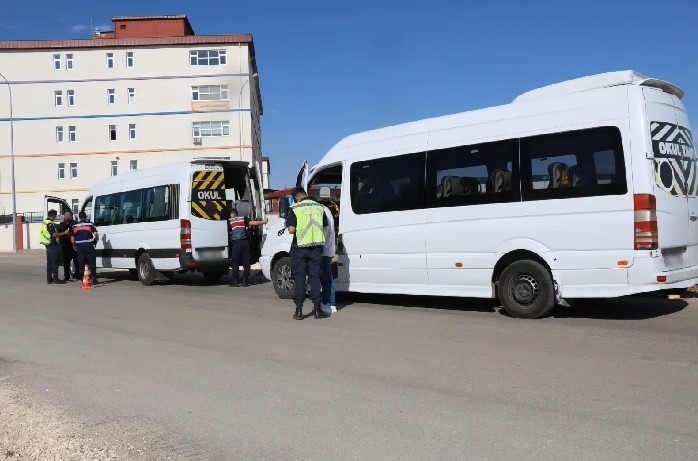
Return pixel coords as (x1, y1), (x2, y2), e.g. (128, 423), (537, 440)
(286, 187), (329, 320)
(55, 210), (78, 281)
(40, 209), (61, 284)
(71, 211), (99, 285)
(228, 207), (267, 287)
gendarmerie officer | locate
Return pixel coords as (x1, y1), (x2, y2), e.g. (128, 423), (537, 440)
(228, 207), (267, 287)
(40, 209), (61, 284)
(55, 210), (78, 281)
(286, 187), (329, 320)
(71, 211), (99, 285)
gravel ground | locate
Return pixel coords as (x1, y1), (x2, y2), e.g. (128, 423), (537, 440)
(0, 384), (162, 461)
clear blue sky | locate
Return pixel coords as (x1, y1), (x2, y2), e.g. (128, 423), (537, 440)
(1, 0), (697, 189)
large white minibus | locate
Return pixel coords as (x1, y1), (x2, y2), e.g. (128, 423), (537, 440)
(46, 158), (265, 285)
(260, 71), (698, 318)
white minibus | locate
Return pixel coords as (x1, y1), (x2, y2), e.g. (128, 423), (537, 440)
(46, 158), (265, 285)
(260, 71), (698, 318)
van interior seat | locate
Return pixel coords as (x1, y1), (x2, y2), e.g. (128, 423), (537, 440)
(491, 169), (512, 192)
(548, 162), (572, 188)
(460, 177), (481, 195)
(442, 176), (465, 197)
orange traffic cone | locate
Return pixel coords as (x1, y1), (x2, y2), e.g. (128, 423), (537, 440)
(81, 264), (93, 290)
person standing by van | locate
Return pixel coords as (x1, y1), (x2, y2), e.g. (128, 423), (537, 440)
(40, 210), (61, 284)
(71, 211), (99, 285)
(320, 203), (338, 313)
(55, 210), (78, 282)
(286, 187), (329, 320)
(228, 207), (268, 287)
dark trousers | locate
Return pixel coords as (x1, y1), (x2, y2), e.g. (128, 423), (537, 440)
(230, 239), (251, 282)
(46, 244), (59, 282)
(61, 244), (78, 280)
(291, 246), (322, 309)
(321, 256), (335, 306)
(76, 244), (97, 281)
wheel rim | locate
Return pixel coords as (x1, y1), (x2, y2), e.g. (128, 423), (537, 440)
(139, 260), (149, 280)
(509, 274), (539, 307)
(276, 264), (294, 292)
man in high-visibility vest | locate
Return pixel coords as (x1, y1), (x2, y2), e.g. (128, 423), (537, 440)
(286, 187), (330, 320)
(40, 209), (61, 284)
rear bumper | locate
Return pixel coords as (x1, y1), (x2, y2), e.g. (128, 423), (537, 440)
(179, 252), (229, 272)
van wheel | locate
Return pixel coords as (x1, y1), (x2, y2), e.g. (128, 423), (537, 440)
(498, 260), (555, 319)
(137, 253), (156, 286)
(272, 256), (295, 299)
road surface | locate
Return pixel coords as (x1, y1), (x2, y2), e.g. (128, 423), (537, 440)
(1, 251), (697, 460)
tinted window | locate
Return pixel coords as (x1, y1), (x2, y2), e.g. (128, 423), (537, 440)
(93, 185), (173, 226)
(426, 139), (519, 207)
(520, 126), (627, 201)
(350, 153), (425, 214)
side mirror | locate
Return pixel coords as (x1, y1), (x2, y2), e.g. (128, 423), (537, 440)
(279, 196), (291, 219)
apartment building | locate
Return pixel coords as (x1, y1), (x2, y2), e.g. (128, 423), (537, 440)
(0, 15), (263, 218)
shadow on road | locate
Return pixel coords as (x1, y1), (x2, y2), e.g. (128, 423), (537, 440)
(337, 292), (688, 320)
(95, 269), (271, 288)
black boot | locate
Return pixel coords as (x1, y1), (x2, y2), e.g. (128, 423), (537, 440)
(229, 279), (239, 287)
(293, 308), (303, 320)
(242, 279), (249, 287)
(314, 307), (330, 319)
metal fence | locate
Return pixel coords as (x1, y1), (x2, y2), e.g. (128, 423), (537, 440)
(0, 211), (44, 224)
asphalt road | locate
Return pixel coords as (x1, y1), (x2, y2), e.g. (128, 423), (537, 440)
(1, 251), (697, 460)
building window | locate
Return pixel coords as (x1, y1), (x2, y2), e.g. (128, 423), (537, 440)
(126, 51), (134, 68)
(56, 126), (64, 143)
(70, 162), (78, 179)
(109, 125), (117, 141)
(189, 49), (227, 66)
(107, 89), (115, 105)
(68, 126), (76, 142)
(71, 199), (79, 215)
(67, 90), (75, 107)
(58, 163), (66, 180)
(106, 52), (114, 69)
(192, 121), (230, 137)
(66, 54), (74, 70)
(129, 124), (136, 140)
(111, 161), (118, 177)
(53, 54), (61, 70)
(191, 85), (229, 101)
(130, 160), (138, 170)
(54, 90), (63, 106)
(127, 88), (135, 104)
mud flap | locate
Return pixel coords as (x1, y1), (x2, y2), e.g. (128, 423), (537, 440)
(554, 280), (570, 307)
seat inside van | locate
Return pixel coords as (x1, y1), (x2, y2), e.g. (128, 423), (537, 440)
(490, 169), (512, 192)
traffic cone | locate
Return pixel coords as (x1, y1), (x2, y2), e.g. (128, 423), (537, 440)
(81, 264), (92, 290)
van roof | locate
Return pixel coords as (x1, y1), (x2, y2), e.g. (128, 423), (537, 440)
(513, 70), (684, 103)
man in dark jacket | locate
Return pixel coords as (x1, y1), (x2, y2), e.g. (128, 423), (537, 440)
(55, 210), (78, 281)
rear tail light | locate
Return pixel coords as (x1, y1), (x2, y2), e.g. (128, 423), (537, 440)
(180, 219), (192, 251)
(634, 194), (658, 250)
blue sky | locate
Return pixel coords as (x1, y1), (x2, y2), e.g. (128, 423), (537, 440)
(1, 0), (697, 189)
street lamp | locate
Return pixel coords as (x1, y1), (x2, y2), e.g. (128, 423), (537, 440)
(239, 73), (258, 162)
(0, 71), (17, 253)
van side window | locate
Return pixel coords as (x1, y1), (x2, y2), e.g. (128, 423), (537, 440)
(520, 126), (627, 201)
(94, 194), (120, 226)
(143, 186), (171, 222)
(350, 152), (425, 214)
(426, 139), (519, 207)
(93, 185), (173, 226)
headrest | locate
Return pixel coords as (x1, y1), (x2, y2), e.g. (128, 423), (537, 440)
(491, 169), (512, 192)
(548, 162), (571, 188)
(443, 176), (464, 197)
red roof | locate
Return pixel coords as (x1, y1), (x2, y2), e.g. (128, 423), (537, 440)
(0, 34), (253, 50)
(111, 15), (188, 20)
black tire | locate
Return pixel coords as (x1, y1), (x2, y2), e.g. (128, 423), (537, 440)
(137, 253), (156, 286)
(272, 256), (295, 299)
(202, 271), (225, 284)
(498, 260), (555, 319)
(128, 269), (138, 281)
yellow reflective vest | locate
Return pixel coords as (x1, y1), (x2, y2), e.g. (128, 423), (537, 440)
(39, 219), (57, 245)
(291, 200), (325, 247)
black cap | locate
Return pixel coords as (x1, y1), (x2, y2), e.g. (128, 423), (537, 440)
(78, 211), (87, 219)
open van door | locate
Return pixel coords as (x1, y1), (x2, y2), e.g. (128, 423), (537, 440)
(295, 160), (309, 190)
(44, 195), (71, 223)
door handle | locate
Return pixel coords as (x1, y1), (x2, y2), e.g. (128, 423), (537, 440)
(691, 215), (697, 222)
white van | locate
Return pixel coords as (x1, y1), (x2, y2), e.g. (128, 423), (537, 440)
(46, 159), (265, 285)
(260, 71), (697, 318)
